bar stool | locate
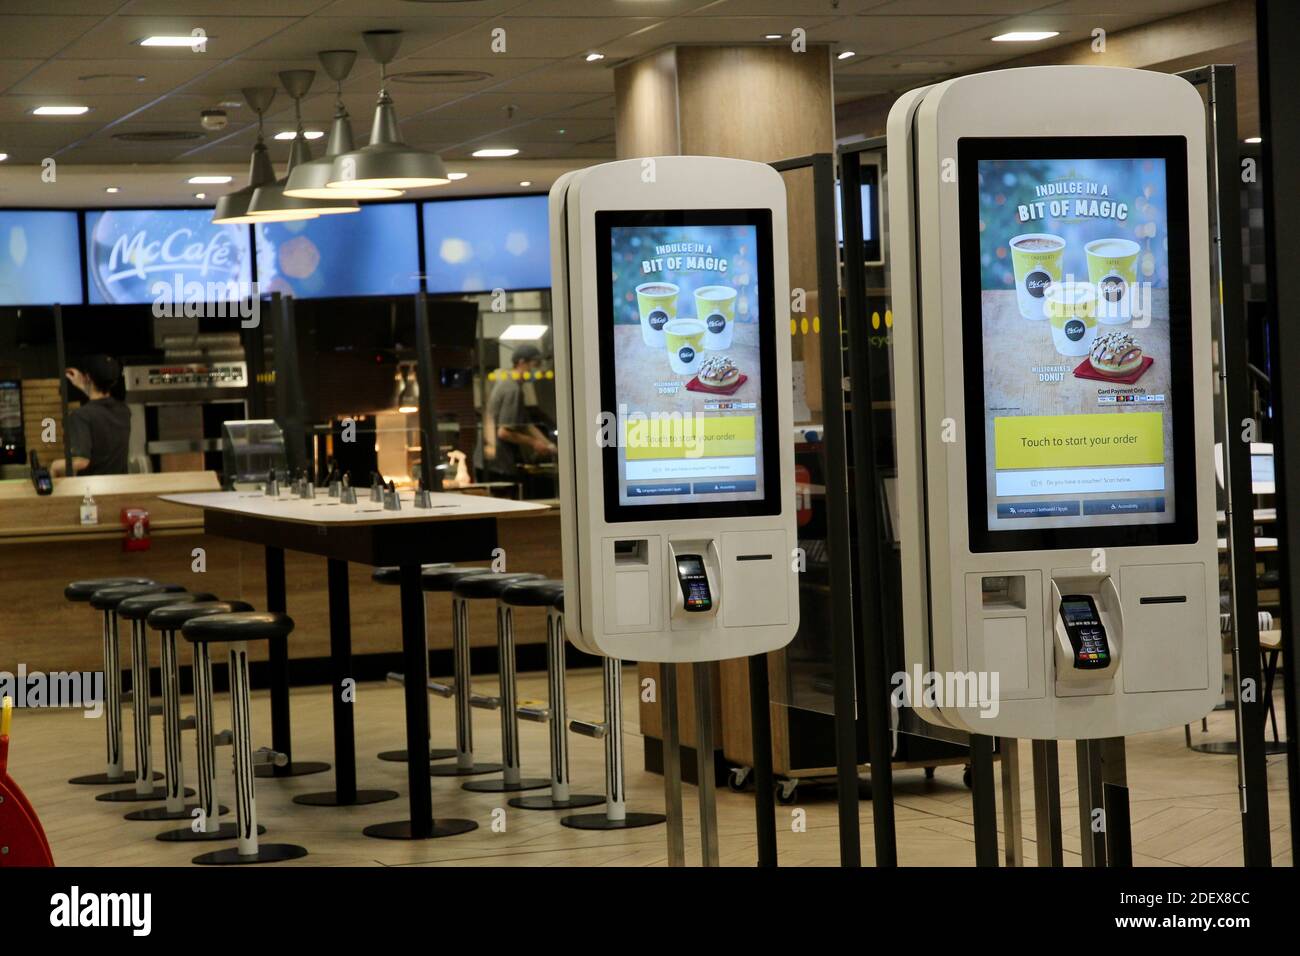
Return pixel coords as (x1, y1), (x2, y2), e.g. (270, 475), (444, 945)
(89, 582), (185, 803)
(455, 571), (549, 794)
(560, 593), (665, 831)
(423, 566), (508, 777)
(151, 601), (262, 844)
(183, 611), (308, 865)
(371, 564), (455, 763)
(63, 576), (155, 785)
(115, 591), (217, 821)
(501, 579), (603, 811)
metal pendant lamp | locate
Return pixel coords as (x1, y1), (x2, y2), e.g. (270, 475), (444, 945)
(213, 88), (313, 224)
(325, 30), (451, 192)
(284, 50), (401, 201)
(247, 70), (358, 219)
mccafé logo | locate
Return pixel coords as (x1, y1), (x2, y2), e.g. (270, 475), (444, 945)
(678, 345), (696, 363)
(1064, 318), (1087, 342)
(1025, 270), (1052, 297)
(705, 312), (726, 334)
(648, 309), (669, 331)
(104, 228), (237, 284)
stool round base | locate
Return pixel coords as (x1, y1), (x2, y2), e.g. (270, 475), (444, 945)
(96, 785), (172, 803)
(68, 770), (162, 786)
(461, 776), (550, 794)
(378, 748), (457, 763)
(1190, 740), (1288, 756)
(122, 796), (205, 821)
(362, 818), (479, 841)
(508, 793), (605, 811)
(561, 811), (667, 830)
(253, 760), (331, 779)
(156, 822), (265, 843)
(192, 843), (309, 866)
(429, 761), (502, 777)
(293, 789), (400, 807)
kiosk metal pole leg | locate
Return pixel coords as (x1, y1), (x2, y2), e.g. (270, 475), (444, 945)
(660, 664), (686, 867)
(748, 653), (778, 867)
(692, 662), (720, 868)
(1101, 737), (1131, 867)
(606, 658), (627, 822)
(999, 738), (1024, 867)
(1031, 739), (1064, 867)
(969, 734), (999, 866)
(1076, 739), (1107, 867)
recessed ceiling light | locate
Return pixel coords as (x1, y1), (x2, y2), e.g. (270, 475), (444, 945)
(837, 50), (856, 61)
(556, 128), (566, 135)
(519, 180), (532, 187)
(447, 172), (468, 180)
(33, 105), (90, 116)
(188, 175), (232, 184)
(194, 192), (207, 200)
(472, 147), (519, 157)
(500, 324), (549, 341)
(274, 130), (324, 141)
(104, 186), (120, 194)
(1244, 136), (1262, 144)
(139, 35), (207, 48)
(0, 154), (8, 162)
(992, 31), (1060, 42)
(219, 100), (241, 108)
(765, 34), (782, 40)
(585, 52), (605, 62)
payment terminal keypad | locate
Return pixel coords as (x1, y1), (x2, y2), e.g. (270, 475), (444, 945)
(1059, 594), (1110, 670)
(675, 555), (713, 612)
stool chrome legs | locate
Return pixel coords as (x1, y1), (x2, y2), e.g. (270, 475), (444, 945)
(430, 596), (501, 777)
(462, 601), (548, 794)
(124, 628), (198, 821)
(97, 618), (170, 803)
(69, 610), (148, 785)
(562, 659), (665, 831)
(192, 640), (307, 864)
(509, 608), (603, 811)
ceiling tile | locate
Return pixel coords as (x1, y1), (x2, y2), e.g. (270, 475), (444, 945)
(0, 15), (102, 59)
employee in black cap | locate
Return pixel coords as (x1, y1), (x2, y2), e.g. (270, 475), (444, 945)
(474, 344), (556, 484)
(51, 355), (130, 477)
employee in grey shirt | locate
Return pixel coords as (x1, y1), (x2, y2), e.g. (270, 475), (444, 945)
(474, 345), (556, 483)
(51, 355), (131, 477)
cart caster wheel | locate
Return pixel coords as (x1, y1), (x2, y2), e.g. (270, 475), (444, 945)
(728, 767), (752, 792)
(962, 765), (972, 788)
(924, 766), (936, 780)
(776, 780), (798, 805)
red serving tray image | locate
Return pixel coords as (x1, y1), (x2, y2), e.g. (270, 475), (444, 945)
(1072, 355), (1154, 385)
(685, 373), (749, 395)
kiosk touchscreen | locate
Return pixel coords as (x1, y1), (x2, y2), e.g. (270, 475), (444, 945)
(889, 67), (1219, 739)
(550, 156), (799, 662)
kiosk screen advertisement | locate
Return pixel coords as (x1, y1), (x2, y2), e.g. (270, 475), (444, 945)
(596, 209), (780, 520)
(959, 137), (1196, 551)
(423, 195), (550, 294)
(255, 203), (420, 299)
(85, 209), (252, 305)
(0, 210), (83, 306)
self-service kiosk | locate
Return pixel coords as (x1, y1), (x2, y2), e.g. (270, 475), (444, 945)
(549, 156), (800, 864)
(549, 156), (799, 664)
(889, 66), (1219, 740)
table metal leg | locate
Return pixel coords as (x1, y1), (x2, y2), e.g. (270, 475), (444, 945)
(364, 563), (476, 841)
(296, 558), (397, 808)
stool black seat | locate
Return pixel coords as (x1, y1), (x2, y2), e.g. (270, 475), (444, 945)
(421, 566), (494, 591)
(182, 611), (295, 643)
(451, 571), (543, 600)
(150, 601), (255, 844)
(117, 591), (217, 621)
(91, 583), (184, 801)
(181, 611), (307, 865)
(65, 577), (154, 601)
(372, 563), (450, 585)
(501, 578), (566, 608)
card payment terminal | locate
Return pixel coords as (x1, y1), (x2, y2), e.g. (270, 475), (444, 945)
(1058, 595), (1111, 670)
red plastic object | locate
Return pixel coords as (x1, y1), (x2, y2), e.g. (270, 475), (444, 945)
(0, 701), (55, 867)
(121, 507), (151, 552)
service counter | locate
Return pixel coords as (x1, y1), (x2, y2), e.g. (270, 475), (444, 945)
(0, 474), (562, 674)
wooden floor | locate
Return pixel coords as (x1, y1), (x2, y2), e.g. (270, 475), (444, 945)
(10, 666), (1294, 866)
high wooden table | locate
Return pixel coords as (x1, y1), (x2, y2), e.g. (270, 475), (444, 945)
(163, 487), (549, 840)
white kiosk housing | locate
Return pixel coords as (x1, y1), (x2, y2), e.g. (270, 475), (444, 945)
(549, 156), (800, 663)
(889, 66), (1219, 739)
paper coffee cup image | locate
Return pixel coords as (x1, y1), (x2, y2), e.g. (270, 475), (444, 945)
(1009, 233), (1066, 320)
(694, 285), (738, 350)
(1086, 238), (1141, 324)
(663, 318), (707, 375)
(1044, 282), (1098, 356)
(636, 282), (678, 347)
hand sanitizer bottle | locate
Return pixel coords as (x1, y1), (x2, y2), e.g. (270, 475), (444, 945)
(80, 490), (99, 526)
